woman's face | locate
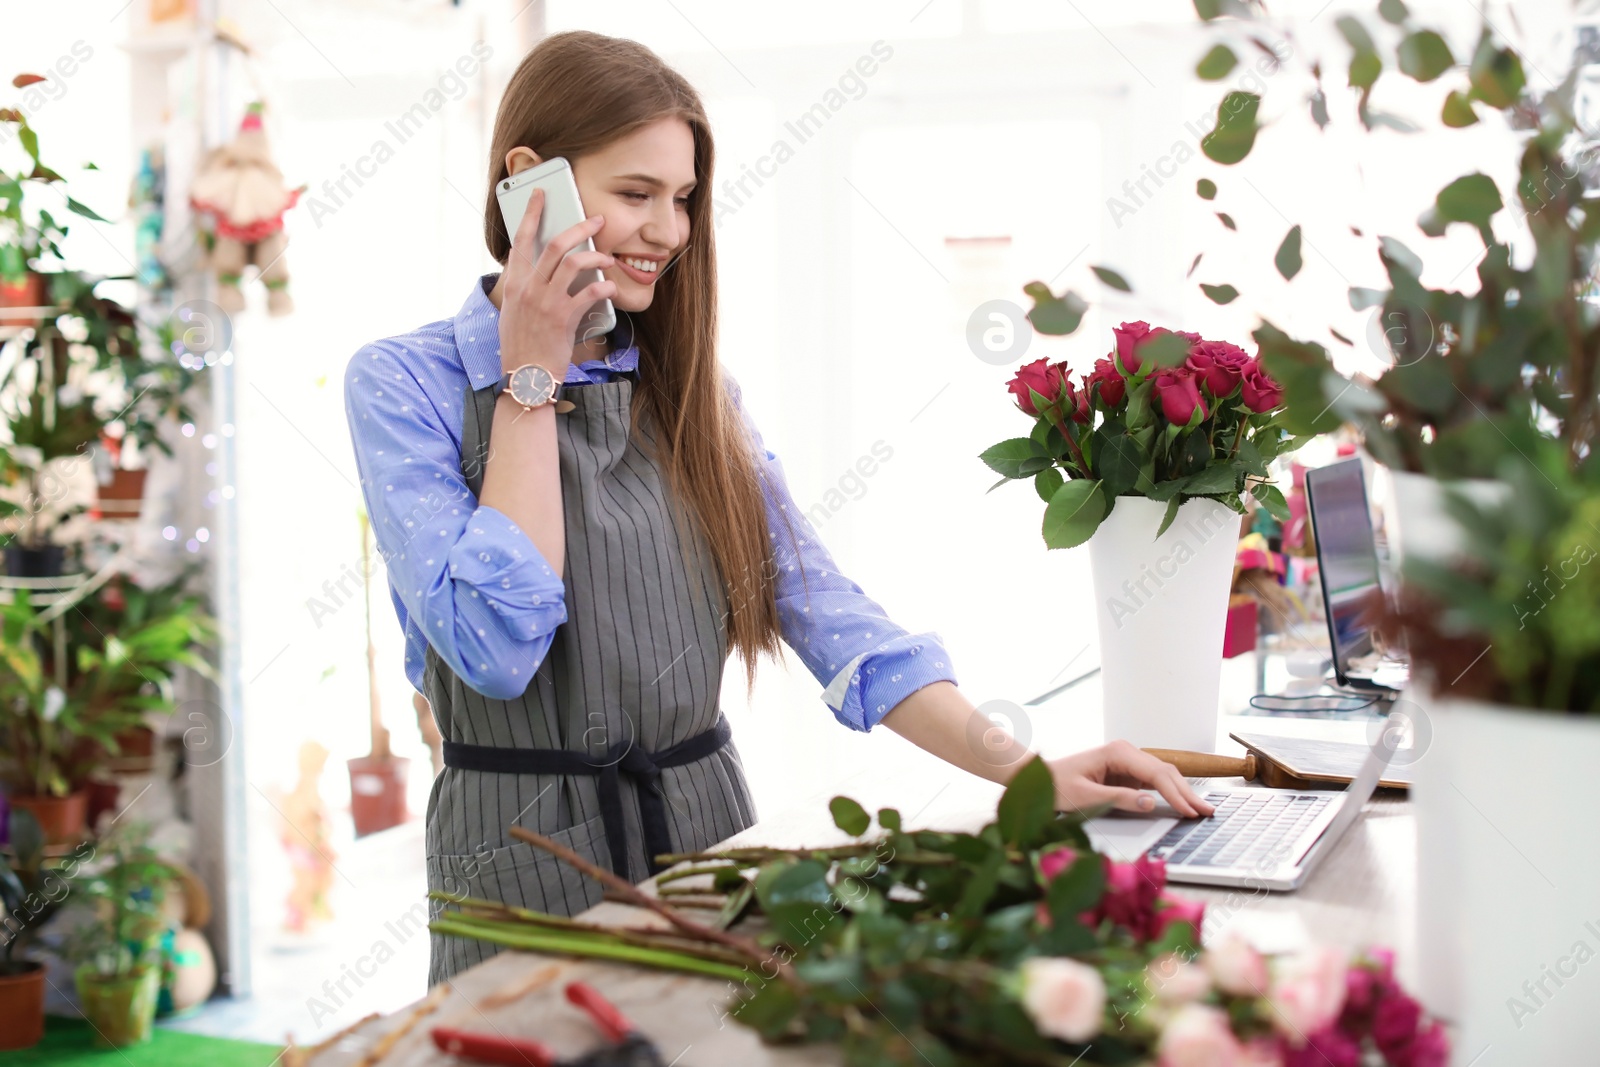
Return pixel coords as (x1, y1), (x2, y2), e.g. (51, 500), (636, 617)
(506, 117), (697, 315)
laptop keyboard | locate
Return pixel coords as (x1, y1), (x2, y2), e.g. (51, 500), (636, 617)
(1148, 792), (1334, 870)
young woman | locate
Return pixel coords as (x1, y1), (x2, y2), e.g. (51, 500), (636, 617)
(345, 30), (1212, 985)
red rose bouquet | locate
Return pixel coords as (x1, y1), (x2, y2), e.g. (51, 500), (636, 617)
(983, 320), (1303, 547)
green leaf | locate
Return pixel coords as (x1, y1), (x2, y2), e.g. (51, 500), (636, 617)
(1143, 334), (1190, 369)
(18, 125), (39, 165)
(829, 796), (870, 836)
(1336, 16), (1382, 90)
(1193, 0), (1252, 19)
(1217, 211), (1237, 231)
(1335, 15), (1376, 55)
(1251, 482), (1290, 521)
(877, 808), (901, 832)
(1397, 30), (1453, 82)
(1378, 234), (1423, 279)
(1184, 462), (1239, 495)
(1348, 286), (1388, 310)
(1022, 281), (1088, 336)
(1435, 173), (1502, 239)
(1197, 178), (1217, 200)
(1090, 265), (1132, 292)
(1237, 438), (1269, 477)
(1177, 430), (1212, 476)
(1156, 496), (1182, 537)
(65, 196), (107, 222)
(1378, 0), (1408, 23)
(1034, 466), (1064, 503)
(1200, 282), (1240, 305)
(1468, 32), (1524, 108)
(1187, 252), (1204, 278)
(1442, 90), (1478, 127)
(1197, 44), (1239, 80)
(1097, 432), (1144, 497)
(996, 755), (1055, 847)
(1042, 478), (1106, 549)
(1275, 224), (1303, 280)
(1201, 91), (1260, 165)
(980, 438), (1046, 479)
(952, 849), (1005, 920)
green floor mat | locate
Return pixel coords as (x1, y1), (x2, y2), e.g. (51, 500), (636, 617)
(0, 1016), (284, 1065)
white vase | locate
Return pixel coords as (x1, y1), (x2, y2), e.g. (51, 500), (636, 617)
(1413, 692), (1600, 1064)
(1087, 496), (1238, 753)
(1383, 469), (1508, 569)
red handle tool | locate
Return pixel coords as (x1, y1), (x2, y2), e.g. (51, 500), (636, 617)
(431, 1025), (558, 1066)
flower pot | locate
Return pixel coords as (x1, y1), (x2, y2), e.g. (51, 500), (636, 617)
(1413, 693), (1600, 1064)
(74, 966), (161, 1048)
(0, 271), (49, 325)
(9, 790), (88, 845)
(3, 544), (67, 579)
(0, 961), (45, 1050)
(347, 755), (410, 838)
(85, 778), (122, 830)
(1088, 496), (1238, 752)
(94, 468), (147, 519)
(1383, 470), (1508, 569)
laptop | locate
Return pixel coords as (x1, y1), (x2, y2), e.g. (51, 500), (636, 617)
(1084, 734), (1393, 890)
(1304, 459), (1408, 692)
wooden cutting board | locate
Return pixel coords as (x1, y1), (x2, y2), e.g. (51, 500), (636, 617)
(1229, 732), (1415, 790)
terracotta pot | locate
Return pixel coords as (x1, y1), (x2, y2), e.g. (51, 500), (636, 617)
(9, 790), (88, 845)
(94, 468), (148, 519)
(3, 544), (66, 579)
(347, 756), (410, 838)
(113, 725), (156, 760)
(0, 272), (48, 325)
(0, 962), (45, 1050)
(74, 966), (160, 1048)
(85, 778), (122, 830)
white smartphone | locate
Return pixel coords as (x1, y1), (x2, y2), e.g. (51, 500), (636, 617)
(496, 157), (617, 344)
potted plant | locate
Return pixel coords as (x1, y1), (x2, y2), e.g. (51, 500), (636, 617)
(1174, 3), (1598, 1060)
(347, 510), (408, 836)
(0, 808), (92, 1050)
(982, 316), (1301, 751)
(62, 820), (179, 1048)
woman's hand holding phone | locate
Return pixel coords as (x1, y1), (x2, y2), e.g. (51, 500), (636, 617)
(497, 186), (618, 379)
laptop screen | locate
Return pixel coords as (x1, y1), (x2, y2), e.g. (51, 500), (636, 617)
(1305, 460), (1382, 676)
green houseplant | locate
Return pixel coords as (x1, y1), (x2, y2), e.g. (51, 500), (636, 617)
(1175, 2), (1598, 1061)
(61, 820), (179, 1048)
(0, 808), (92, 1050)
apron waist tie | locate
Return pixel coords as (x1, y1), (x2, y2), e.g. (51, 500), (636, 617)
(440, 715), (732, 880)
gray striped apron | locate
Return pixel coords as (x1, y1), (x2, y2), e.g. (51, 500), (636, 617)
(423, 371), (758, 986)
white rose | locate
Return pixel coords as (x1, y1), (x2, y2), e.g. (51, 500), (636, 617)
(1019, 956), (1106, 1043)
(1205, 934), (1270, 998)
(1158, 1003), (1243, 1067)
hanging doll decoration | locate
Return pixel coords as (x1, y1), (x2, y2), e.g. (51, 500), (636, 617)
(189, 101), (304, 315)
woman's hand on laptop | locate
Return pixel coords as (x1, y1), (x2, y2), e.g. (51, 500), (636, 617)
(1048, 740), (1216, 819)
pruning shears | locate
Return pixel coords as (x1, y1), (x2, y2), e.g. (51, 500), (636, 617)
(431, 981), (668, 1067)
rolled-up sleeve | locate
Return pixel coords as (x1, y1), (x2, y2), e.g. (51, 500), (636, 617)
(725, 373), (958, 732)
(345, 343), (567, 700)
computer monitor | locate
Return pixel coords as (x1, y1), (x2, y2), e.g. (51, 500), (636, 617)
(1305, 459), (1385, 687)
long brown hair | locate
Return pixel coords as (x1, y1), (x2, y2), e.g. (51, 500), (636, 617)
(483, 30), (799, 695)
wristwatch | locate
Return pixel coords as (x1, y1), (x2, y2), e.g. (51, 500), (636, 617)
(498, 363), (564, 411)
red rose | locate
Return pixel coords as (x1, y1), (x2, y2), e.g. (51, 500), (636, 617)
(1239, 358), (1285, 413)
(1097, 855), (1168, 940)
(1006, 357), (1068, 417)
(1112, 321), (1154, 373)
(1086, 357), (1126, 407)
(1185, 340), (1251, 397)
(1152, 367), (1209, 425)
(1065, 377), (1091, 424)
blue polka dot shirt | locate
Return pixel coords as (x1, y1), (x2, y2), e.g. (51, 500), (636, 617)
(343, 272), (958, 732)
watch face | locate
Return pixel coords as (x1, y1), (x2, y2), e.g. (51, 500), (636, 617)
(508, 364), (555, 407)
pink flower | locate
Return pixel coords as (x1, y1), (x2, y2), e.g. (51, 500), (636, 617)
(1113, 321), (1156, 374)
(1238, 358), (1284, 413)
(1020, 956), (1106, 1043)
(1152, 891), (1206, 941)
(1372, 991), (1423, 1058)
(1205, 934), (1270, 998)
(1158, 1004), (1242, 1067)
(1146, 951), (1212, 1008)
(1087, 357), (1126, 406)
(1390, 1021), (1449, 1067)
(1099, 855), (1168, 940)
(1282, 1027), (1360, 1067)
(1038, 845), (1077, 882)
(1238, 1038), (1285, 1067)
(1152, 367), (1209, 425)
(1268, 946), (1348, 1043)
(1185, 340), (1252, 397)
(1007, 357), (1069, 417)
